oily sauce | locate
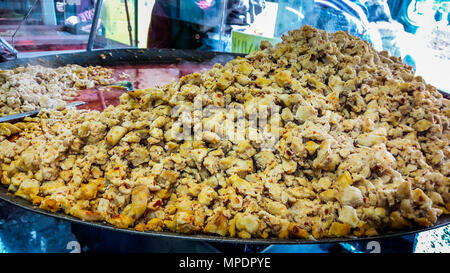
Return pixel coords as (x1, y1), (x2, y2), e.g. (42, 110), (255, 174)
(72, 63), (212, 111)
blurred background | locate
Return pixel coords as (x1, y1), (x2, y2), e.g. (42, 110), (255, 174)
(0, 0), (449, 91)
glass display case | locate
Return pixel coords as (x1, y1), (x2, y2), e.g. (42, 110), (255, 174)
(0, 0), (448, 253)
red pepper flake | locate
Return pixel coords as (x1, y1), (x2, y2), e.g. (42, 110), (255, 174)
(85, 211), (95, 216)
(113, 167), (120, 170)
(217, 93), (222, 98)
(235, 187), (240, 194)
(286, 149), (292, 156)
(313, 131), (316, 134)
(7, 134), (19, 142)
(122, 183), (130, 189)
(292, 225), (299, 233)
(153, 200), (162, 207)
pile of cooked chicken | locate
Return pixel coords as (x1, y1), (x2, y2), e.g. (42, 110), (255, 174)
(0, 64), (115, 116)
(0, 26), (448, 239)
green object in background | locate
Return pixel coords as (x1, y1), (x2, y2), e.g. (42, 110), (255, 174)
(231, 31), (282, 54)
(101, 0), (136, 46)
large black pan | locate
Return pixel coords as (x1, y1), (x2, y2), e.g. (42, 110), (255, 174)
(0, 48), (449, 245)
(0, 48), (242, 69)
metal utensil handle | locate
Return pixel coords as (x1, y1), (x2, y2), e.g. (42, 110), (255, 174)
(11, 0), (40, 48)
(87, 0), (104, 51)
(0, 109), (40, 123)
(0, 101), (86, 123)
(124, 0), (133, 47)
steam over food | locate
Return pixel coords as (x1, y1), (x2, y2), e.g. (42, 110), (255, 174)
(0, 26), (448, 239)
